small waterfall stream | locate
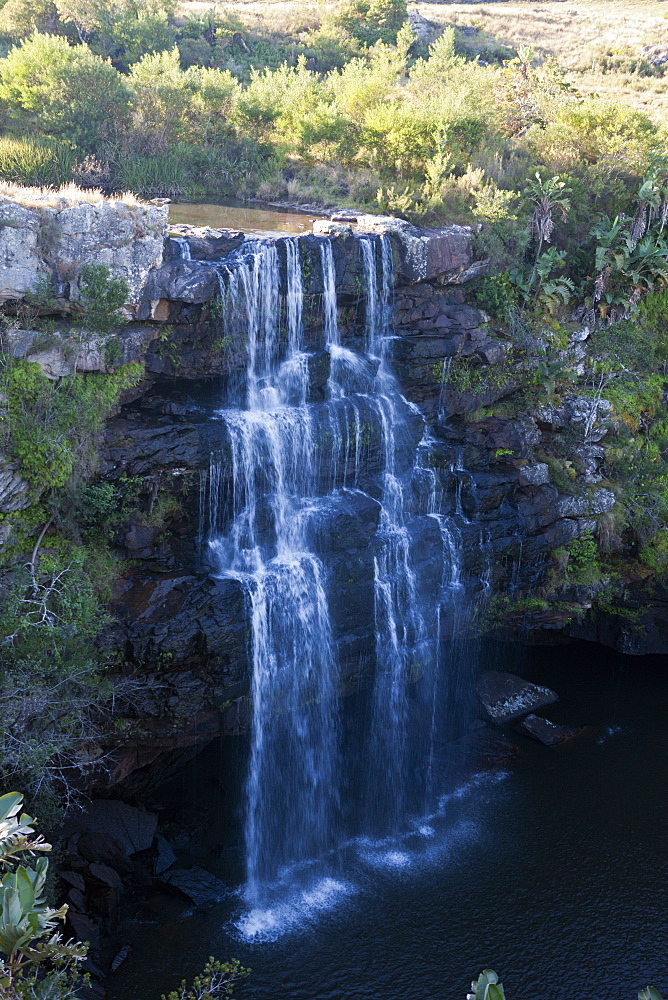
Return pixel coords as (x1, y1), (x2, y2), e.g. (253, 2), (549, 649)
(204, 232), (474, 924)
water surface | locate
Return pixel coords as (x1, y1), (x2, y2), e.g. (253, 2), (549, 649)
(109, 641), (668, 1000)
(168, 200), (322, 236)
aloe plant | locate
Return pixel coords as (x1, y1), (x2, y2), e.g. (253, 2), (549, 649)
(468, 970), (663, 1000)
(0, 792), (87, 1000)
(467, 969), (506, 1000)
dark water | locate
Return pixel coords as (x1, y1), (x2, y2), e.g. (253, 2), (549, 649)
(109, 641), (668, 1000)
(168, 200), (322, 236)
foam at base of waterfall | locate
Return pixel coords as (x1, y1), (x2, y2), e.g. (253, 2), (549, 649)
(232, 876), (356, 943)
(230, 769), (507, 943)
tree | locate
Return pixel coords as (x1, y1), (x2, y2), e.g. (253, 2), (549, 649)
(0, 792), (87, 1000)
(0, 33), (131, 150)
(55, 0), (176, 71)
(0, 0), (58, 39)
(334, 0), (407, 47)
(127, 48), (237, 151)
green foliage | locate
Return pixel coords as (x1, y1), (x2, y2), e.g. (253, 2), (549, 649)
(0, 545), (112, 797)
(468, 970), (506, 1000)
(467, 972), (662, 1000)
(0, 792), (87, 1000)
(334, 0), (407, 47)
(0, 0), (58, 40)
(440, 353), (521, 397)
(640, 530), (668, 575)
(1, 359), (142, 493)
(566, 531), (602, 586)
(0, 136), (74, 187)
(0, 33), (131, 149)
(127, 48), (237, 152)
(471, 273), (518, 319)
(77, 263), (127, 333)
(117, 150), (187, 198)
(161, 958), (249, 1000)
(56, 0), (177, 71)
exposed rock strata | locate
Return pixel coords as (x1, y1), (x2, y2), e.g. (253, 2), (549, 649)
(2, 196), (665, 788)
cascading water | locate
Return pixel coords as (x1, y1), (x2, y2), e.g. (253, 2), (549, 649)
(205, 231), (477, 924)
(207, 239), (340, 904)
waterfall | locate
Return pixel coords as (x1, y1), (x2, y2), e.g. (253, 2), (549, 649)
(320, 241), (340, 347)
(205, 231), (474, 917)
(358, 235), (434, 833)
(172, 236), (192, 260)
(207, 238), (340, 903)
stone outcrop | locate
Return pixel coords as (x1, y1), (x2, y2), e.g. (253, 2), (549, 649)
(0, 456), (31, 513)
(0, 191), (166, 312)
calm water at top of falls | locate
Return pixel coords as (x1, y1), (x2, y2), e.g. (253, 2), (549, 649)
(168, 201), (323, 236)
(109, 642), (668, 1000)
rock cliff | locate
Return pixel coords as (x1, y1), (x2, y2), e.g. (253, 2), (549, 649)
(1, 192), (665, 790)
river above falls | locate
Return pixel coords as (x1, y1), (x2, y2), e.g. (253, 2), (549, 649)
(168, 200), (323, 236)
(108, 640), (668, 1000)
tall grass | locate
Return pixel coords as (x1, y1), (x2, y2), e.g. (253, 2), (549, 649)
(117, 153), (187, 198)
(0, 136), (75, 188)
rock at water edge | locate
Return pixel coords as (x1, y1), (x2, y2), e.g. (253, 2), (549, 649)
(517, 714), (582, 746)
(476, 670), (558, 724)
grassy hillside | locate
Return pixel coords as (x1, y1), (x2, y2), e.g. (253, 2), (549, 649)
(184, 0), (668, 124)
(426, 1), (668, 124)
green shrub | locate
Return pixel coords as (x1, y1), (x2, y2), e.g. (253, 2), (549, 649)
(78, 263), (128, 333)
(567, 531), (602, 586)
(0, 33), (131, 149)
(471, 273), (518, 318)
(161, 958), (250, 1000)
(640, 530), (668, 575)
(0, 792), (88, 999)
(1, 359), (142, 493)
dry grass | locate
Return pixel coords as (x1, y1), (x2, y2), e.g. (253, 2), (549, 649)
(416, 0), (668, 125)
(0, 181), (149, 212)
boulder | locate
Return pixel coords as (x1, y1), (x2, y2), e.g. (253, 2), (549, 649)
(159, 866), (227, 907)
(154, 834), (177, 875)
(166, 226), (244, 260)
(408, 9), (438, 42)
(354, 216), (475, 284)
(0, 193), (165, 310)
(516, 714), (582, 746)
(73, 800), (157, 857)
(0, 201), (42, 299)
(58, 199), (166, 307)
(5, 325), (158, 377)
(141, 260), (220, 304)
(476, 670), (558, 724)
(518, 463), (550, 487)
